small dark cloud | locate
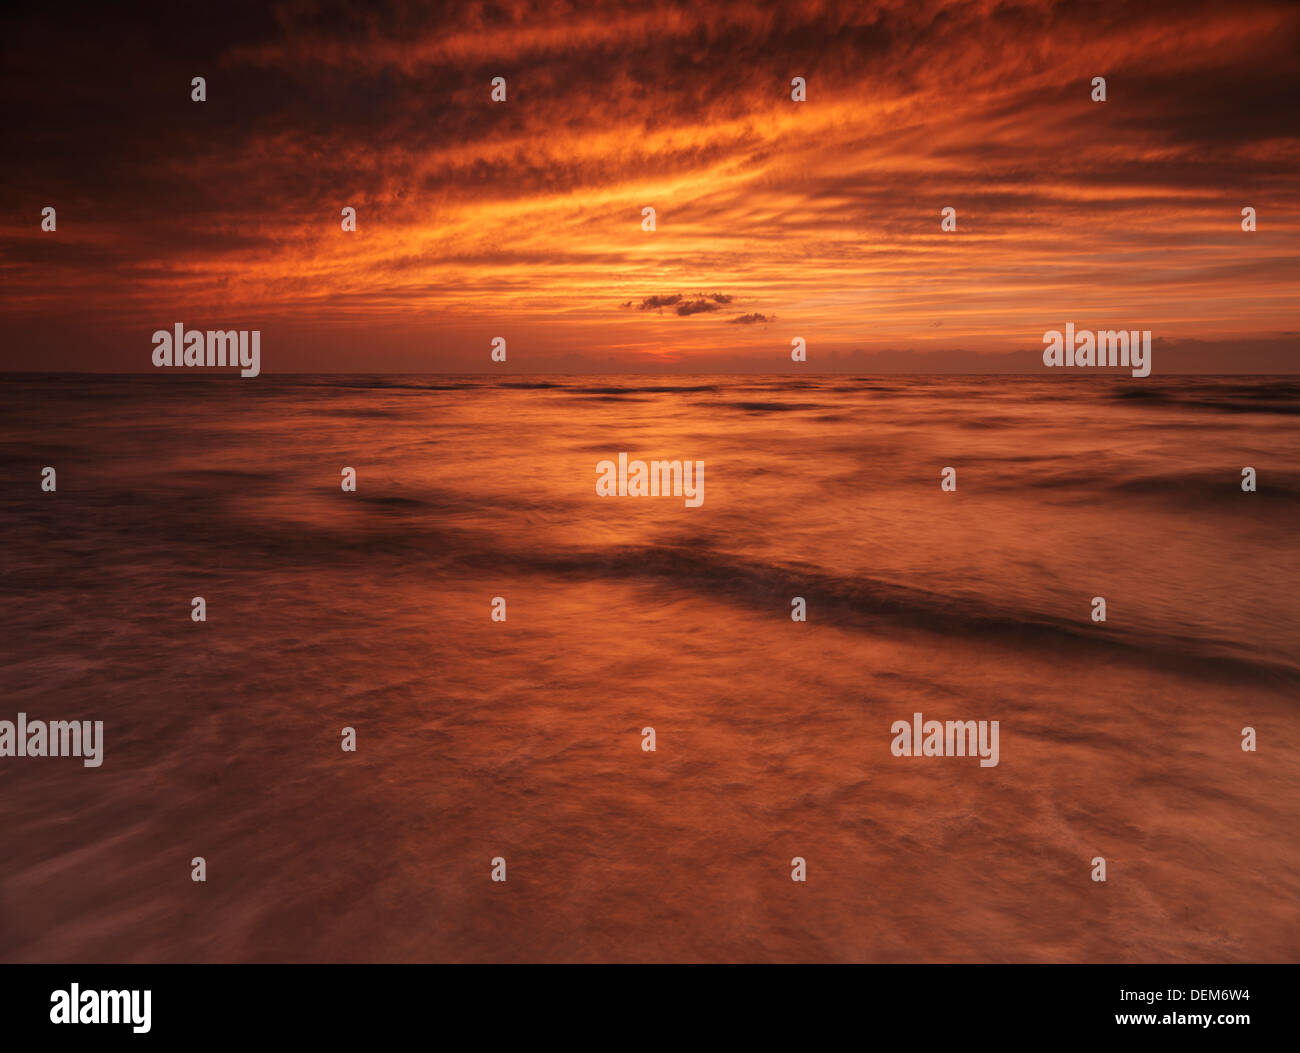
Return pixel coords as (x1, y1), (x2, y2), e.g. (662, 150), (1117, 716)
(636, 294), (684, 310)
(625, 292), (734, 316)
(730, 312), (773, 325)
(677, 299), (722, 315)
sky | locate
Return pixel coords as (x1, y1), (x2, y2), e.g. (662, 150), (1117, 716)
(2, 0), (1298, 372)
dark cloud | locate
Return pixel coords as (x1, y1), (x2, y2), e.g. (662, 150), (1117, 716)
(626, 293), (734, 316)
(634, 294), (684, 310)
(730, 313), (773, 325)
(676, 299), (722, 315)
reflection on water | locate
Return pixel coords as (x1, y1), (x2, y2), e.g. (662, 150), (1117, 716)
(1, 373), (1297, 961)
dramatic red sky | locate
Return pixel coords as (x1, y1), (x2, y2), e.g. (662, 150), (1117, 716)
(2, 0), (1297, 372)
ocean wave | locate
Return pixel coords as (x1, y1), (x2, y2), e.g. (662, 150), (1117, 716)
(534, 544), (1300, 688)
(1112, 382), (1300, 414)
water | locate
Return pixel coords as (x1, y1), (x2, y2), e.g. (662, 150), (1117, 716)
(1, 373), (1297, 961)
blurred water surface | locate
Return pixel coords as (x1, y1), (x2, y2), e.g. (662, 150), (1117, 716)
(1, 373), (1297, 961)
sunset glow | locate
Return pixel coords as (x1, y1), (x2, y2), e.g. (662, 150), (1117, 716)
(3, 0), (1297, 371)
